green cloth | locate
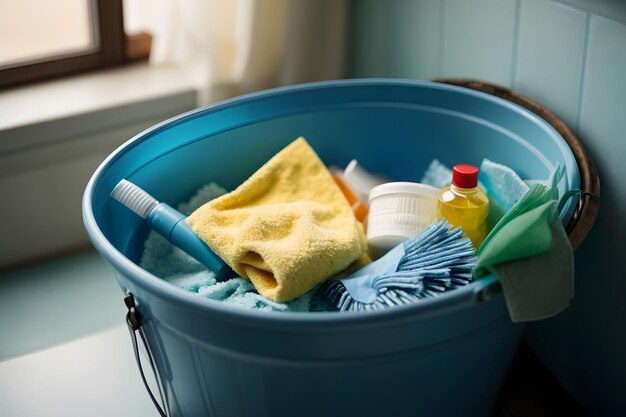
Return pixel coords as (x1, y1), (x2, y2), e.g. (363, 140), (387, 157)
(475, 184), (574, 322)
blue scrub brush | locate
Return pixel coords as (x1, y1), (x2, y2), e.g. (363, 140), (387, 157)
(111, 179), (235, 281)
(319, 220), (476, 311)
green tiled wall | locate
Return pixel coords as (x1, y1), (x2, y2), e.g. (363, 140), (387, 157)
(350, 1), (626, 416)
(441, 0), (517, 86)
(351, 0), (442, 79)
(515, 0), (587, 128)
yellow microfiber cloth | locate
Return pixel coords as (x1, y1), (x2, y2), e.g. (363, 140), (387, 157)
(187, 137), (368, 302)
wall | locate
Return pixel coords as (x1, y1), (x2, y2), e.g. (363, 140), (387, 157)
(350, 0), (626, 415)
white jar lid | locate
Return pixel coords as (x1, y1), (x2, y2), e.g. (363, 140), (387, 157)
(369, 182), (440, 202)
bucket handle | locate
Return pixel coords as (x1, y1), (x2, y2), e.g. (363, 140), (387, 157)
(125, 293), (168, 417)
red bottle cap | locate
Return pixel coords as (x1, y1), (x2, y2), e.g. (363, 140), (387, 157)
(452, 164), (479, 188)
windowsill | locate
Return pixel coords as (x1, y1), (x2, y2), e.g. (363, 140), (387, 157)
(0, 62), (201, 154)
(0, 62), (201, 268)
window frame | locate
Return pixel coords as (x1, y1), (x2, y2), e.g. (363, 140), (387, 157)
(0, 0), (124, 89)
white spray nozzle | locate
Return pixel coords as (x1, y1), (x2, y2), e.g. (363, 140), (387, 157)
(342, 159), (388, 204)
(110, 179), (159, 219)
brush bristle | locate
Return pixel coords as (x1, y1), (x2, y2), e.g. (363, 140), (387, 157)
(320, 220), (476, 311)
(110, 179), (159, 219)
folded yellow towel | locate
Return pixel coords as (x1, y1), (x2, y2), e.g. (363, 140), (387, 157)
(187, 137), (368, 302)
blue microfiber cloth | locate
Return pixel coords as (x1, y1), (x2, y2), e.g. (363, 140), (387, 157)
(479, 159), (529, 226)
(197, 278), (312, 311)
(480, 159), (529, 212)
(420, 159), (453, 189)
(320, 220), (476, 311)
(140, 182), (315, 312)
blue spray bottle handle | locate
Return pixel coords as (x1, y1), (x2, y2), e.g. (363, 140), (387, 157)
(147, 204), (235, 281)
(110, 179), (235, 281)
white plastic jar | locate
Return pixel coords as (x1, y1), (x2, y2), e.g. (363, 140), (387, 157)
(367, 182), (440, 258)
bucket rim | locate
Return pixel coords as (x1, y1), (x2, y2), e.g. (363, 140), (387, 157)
(82, 78), (577, 326)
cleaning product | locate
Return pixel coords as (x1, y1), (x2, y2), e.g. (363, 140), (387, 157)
(110, 180), (235, 281)
(186, 137), (369, 303)
(437, 164), (489, 248)
(332, 173), (369, 223)
(341, 159), (388, 205)
(366, 182), (440, 259)
(320, 220), (476, 311)
(330, 160), (388, 223)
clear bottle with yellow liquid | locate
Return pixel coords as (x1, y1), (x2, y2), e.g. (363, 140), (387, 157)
(437, 164), (489, 249)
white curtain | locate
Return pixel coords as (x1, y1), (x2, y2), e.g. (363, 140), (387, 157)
(125, 0), (350, 104)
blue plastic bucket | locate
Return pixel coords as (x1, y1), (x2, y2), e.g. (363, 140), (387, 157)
(83, 80), (581, 417)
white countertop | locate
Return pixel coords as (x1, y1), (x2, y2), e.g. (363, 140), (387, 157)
(0, 326), (158, 417)
(0, 251), (159, 416)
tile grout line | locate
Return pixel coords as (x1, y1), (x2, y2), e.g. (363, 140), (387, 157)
(576, 12), (592, 134)
(510, 0), (523, 89)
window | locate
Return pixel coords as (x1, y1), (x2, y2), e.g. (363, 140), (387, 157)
(0, 0), (144, 89)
